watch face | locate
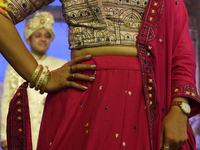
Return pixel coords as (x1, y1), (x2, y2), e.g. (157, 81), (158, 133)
(181, 102), (191, 114)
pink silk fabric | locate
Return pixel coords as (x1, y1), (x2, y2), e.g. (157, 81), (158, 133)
(37, 56), (151, 149)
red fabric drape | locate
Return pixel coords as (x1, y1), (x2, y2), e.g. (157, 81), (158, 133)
(7, 82), (32, 150)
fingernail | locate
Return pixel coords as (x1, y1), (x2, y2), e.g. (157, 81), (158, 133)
(91, 65), (96, 68)
(83, 86), (88, 90)
(90, 77), (95, 80)
(86, 55), (91, 58)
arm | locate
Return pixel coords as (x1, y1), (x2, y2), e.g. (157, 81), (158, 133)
(0, 0), (55, 80)
(0, 14), (38, 81)
(0, 14), (96, 92)
(160, 0), (199, 149)
(160, 97), (189, 150)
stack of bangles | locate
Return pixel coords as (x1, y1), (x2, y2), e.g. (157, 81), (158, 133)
(29, 65), (50, 94)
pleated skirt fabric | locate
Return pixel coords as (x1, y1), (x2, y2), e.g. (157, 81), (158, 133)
(37, 56), (151, 150)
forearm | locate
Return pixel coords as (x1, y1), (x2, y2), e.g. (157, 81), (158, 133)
(0, 14), (37, 81)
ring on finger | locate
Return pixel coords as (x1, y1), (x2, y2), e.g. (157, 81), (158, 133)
(164, 146), (169, 150)
(67, 74), (75, 81)
(70, 66), (75, 73)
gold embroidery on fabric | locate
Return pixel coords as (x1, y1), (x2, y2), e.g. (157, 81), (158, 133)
(0, 0), (7, 15)
(4, 0), (54, 24)
(65, 0), (148, 49)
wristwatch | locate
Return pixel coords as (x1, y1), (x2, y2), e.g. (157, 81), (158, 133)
(170, 101), (191, 115)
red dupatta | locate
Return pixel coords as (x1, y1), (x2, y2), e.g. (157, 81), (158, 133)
(7, 82), (32, 150)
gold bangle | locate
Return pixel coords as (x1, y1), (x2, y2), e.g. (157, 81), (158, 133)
(29, 65), (43, 88)
(39, 70), (50, 94)
(35, 66), (49, 91)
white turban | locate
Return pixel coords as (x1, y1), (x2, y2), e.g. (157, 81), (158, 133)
(23, 12), (55, 41)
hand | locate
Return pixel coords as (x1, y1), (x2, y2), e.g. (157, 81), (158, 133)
(1, 140), (7, 150)
(45, 55), (96, 93)
(160, 104), (188, 150)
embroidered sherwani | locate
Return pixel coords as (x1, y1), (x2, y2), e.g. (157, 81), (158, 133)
(1, 54), (66, 150)
(0, 0), (200, 150)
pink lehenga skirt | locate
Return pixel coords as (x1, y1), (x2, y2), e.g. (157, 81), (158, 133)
(36, 56), (151, 150)
(7, 56), (197, 150)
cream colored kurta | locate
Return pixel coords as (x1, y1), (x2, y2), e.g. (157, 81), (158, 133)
(1, 54), (67, 150)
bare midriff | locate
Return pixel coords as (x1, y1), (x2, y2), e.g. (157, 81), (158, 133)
(71, 46), (138, 59)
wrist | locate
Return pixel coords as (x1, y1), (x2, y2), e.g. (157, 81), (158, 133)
(170, 100), (191, 116)
(29, 64), (50, 94)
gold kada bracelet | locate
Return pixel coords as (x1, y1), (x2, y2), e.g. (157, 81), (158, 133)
(35, 66), (49, 91)
(39, 70), (50, 94)
(29, 65), (43, 88)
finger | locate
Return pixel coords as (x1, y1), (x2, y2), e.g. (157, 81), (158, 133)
(163, 134), (170, 150)
(170, 139), (186, 150)
(67, 81), (88, 90)
(72, 73), (95, 81)
(73, 64), (96, 72)
(68, 55), (92, 66)
(163, 146), (170, 150)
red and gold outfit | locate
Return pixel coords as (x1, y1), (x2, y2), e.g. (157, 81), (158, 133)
(1, 0), (200, 150)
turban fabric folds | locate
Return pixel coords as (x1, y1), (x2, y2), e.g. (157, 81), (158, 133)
(24, 12), (55, 41)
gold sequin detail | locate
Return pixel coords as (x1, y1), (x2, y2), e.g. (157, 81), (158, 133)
(152, 9), (155, 13)
(76, 28), (80, 33)
(122, 142), (126, 147)
(85, 123), (89, 127)
(149, 94), (152, 98)
(148, 46), (152, 50)
(154, 2), (158, 6)
(150, 101), (153, 105)
(86, 130), (89, 134)
(105, 31), (109, 35)
(17, 109), (22, 112)
(17, 116), (21, 120)
(174, 88), (178, 92)
(17, 92), (21, 96)
(115, 133), (119, 138)
(17, 100), (21, 104)
(99, 86), (103, 90)
(18, 128), (22, 132)
(17, 15), (21, 19)
(149, 79), (152, 83)
(186, 91), (190, 95)
(148, 86), (152, 90)
(126, 23), (130, 27)
(149, 17), (153, 21)
(69, 36), (74, 40)
(128, 91), (132, 96)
